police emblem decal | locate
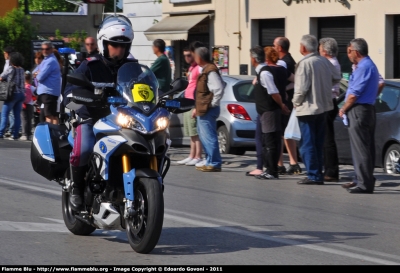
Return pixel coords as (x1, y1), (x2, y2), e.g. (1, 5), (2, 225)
(99, 141), (107, 153)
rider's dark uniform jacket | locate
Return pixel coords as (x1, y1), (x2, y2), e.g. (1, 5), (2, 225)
(64, 55), (137, 123)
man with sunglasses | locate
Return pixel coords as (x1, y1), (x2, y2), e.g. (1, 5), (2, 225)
(34, 41), (61, 125)
(84, 37), (100, 58)
(63, 15), (136, 211)
(339, 38), (380, 194)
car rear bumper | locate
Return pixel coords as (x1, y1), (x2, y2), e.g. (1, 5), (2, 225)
(229, 120), (256, 147)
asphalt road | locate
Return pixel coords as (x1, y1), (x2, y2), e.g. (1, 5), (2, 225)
(1, 140), (400, 265)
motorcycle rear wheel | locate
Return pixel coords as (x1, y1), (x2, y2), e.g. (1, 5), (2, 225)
(126, 177), (164, 254)
(61, 171), (96, 236)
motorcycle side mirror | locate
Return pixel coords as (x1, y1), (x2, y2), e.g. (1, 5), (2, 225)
(160, 78), (189, 98)
(163, 97), (195, 114)
(67, 73), (94, 88)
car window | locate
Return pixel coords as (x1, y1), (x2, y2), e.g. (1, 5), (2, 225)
(375, 86), (400, 113)
(232, 82), (255, 103)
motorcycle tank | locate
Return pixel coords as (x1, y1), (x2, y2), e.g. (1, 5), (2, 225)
(116, 62), (159, 115)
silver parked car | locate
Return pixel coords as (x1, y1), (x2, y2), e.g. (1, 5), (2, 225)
(169, 75), (258, 155)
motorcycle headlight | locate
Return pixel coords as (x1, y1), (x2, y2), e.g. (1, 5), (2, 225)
(155, 117), (169, 131)
(116, 113), (147, 133)
(117, 113), (130, 127)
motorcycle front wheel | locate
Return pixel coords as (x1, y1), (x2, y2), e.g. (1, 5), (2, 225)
(126, 177), (164, 254)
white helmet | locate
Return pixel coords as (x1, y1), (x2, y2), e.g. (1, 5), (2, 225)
(97, 15), (134, 59)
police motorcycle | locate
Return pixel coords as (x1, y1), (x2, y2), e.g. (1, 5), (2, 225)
(30, 60), (192, 254)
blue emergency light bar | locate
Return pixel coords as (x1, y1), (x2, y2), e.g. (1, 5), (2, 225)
(165, 100), (180, 108)
(58, 47), (76, 54)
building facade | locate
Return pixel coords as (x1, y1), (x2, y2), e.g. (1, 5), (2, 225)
(144, 0), (400, 79)
(123, 0), (162, 68)
(0, 0), (17, 17)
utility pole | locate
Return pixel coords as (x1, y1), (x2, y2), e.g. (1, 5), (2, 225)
(24, 0), (29, 15)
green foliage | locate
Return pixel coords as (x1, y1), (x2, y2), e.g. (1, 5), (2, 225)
(0, 8), (37, 70)
(55, 29), (63, 40)
(17, 0), (76, 12)
(67, 30), (87, 52)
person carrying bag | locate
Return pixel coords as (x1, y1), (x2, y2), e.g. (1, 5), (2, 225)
(0, 68), (16, 101)
(0, 52), (26, 140)
(284, 108), (301, 141)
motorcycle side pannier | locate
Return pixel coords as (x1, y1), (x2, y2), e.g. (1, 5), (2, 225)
(31, 123), (71, 181)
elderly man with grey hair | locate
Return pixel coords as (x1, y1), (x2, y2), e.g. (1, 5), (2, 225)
(338, 38), (380, 194)
(293, 34), (341, 185)
(319, 37), (341, 182)
(192, 47), (225, 172)
(33, 41), (61, 125)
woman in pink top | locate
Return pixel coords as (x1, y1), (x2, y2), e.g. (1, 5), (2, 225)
(176, 45), (204, 166)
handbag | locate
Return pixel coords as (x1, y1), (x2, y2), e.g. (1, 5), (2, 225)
(284, 109), (301, 141)
(0, 68), (16, 101)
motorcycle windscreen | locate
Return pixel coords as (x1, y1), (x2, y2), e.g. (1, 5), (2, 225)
(116, 62), (159, 113)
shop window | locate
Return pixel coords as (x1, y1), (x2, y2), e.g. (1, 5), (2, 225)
(259, 19), (285, 47)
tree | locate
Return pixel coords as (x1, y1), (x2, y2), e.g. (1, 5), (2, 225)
(67, 30), (87, 52)
(0, 8), (37, 70)
(17, 0), (76, 12)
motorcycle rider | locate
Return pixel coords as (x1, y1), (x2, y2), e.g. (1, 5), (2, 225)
(64, 15), (136, 211)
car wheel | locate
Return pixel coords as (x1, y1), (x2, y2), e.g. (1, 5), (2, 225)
(384, 144), (400, 174)
(217, 125), (231, 154)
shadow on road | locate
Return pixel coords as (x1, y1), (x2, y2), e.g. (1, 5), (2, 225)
(96, 227), (375, 255)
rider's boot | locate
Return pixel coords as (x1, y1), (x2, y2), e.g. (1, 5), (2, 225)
(69, 166), (86, 211)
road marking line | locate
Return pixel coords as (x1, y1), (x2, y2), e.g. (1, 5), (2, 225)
(41, 217), (65, 224)
(0, 178), (60, 195)
(1, 177), (400, 264)
(0, 221), (68, 232)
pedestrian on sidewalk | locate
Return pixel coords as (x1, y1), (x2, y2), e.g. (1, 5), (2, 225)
(151, 39), (171, 96)
(293, 35), (341, 185)
(20, 71), (35, 141)
(34, 41), (61, 125)
(273, 37), (302, 175)
(193, 47), (224, 172)
(339, 38), (379, 194)
(0, 52), (26, 140)
(84, 37), (100, 58)
(176, 45), (203, 166)
(250, 46), (290, 179)
(1, 46), (16, 137)
(342, 64), (385, 190)
(319, 37), (341, 182)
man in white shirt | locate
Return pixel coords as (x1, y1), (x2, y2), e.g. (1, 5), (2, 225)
(250, 46), (290, 179)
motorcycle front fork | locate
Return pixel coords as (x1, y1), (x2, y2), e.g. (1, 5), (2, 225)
(122, 154), (158, 218)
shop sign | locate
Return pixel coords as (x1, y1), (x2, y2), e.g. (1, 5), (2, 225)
(212, 46), (229, 75)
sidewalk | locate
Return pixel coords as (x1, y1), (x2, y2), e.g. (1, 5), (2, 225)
(168, 147), (400, 190)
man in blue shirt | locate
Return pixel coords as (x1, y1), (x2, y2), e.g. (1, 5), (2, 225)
(339, 38), (379, 194)
(33, 41), (61, 125)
